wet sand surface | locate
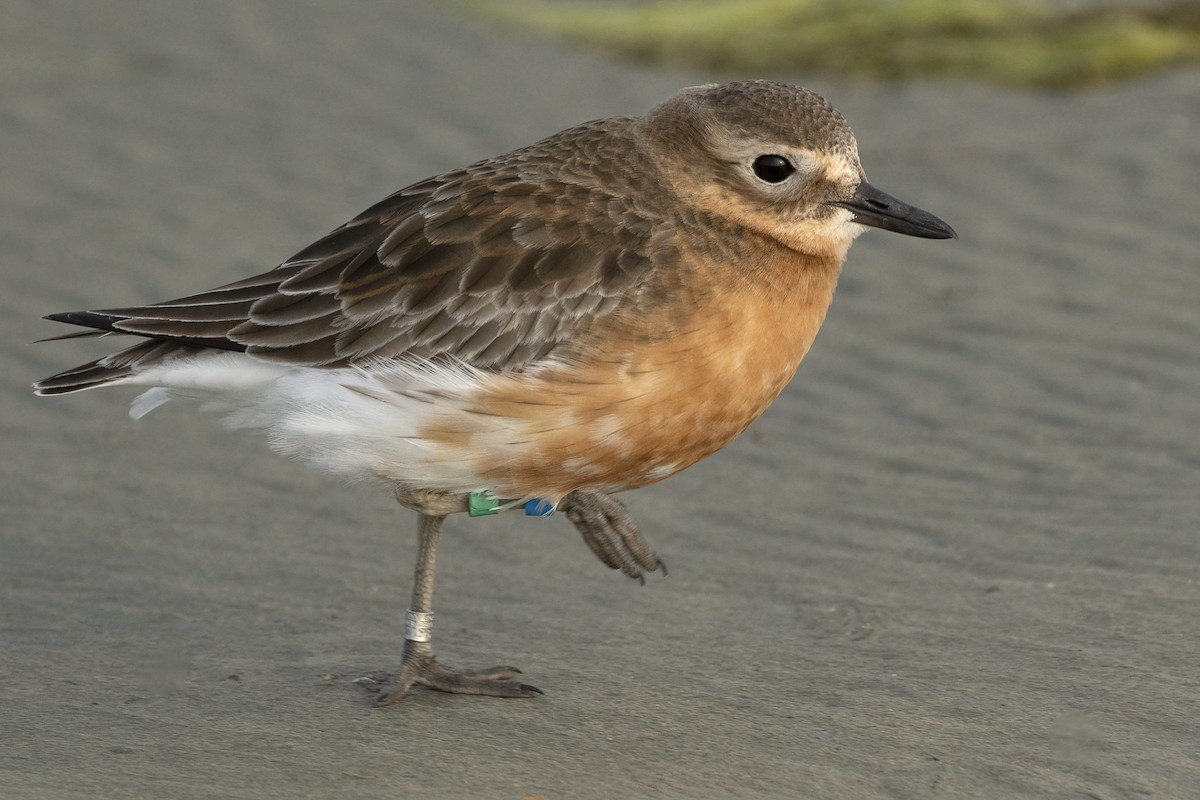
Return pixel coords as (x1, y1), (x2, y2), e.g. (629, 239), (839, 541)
(3, 2), (1199, 798)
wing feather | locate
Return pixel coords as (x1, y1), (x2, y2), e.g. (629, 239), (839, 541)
(43, 118), (679, 376)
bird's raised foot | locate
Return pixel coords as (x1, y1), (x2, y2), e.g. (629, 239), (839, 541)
(371, 641), (542, 704)
(560, 490), (666, 583)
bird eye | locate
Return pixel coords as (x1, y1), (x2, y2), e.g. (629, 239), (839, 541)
(752, 155), (794, 183)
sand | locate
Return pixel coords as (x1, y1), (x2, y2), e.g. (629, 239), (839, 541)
(3, 1), (1199, 798)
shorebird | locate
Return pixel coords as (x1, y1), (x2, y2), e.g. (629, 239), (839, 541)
(35, 80), (955, 702)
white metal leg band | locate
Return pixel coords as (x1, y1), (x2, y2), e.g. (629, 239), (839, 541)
(405, 609), (434, 642)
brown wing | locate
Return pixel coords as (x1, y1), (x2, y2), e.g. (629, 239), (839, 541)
(77, 119), (677, 372)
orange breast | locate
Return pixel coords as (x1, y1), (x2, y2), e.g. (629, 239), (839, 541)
(421, 249), (842, 500)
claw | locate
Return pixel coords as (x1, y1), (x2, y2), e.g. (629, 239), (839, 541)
(560, 491), (665, 580)
(373, 640), (541, 703)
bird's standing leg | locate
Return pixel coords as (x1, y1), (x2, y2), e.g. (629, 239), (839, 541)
(560, 491), (666, 583)
(375, 511), (541, 704)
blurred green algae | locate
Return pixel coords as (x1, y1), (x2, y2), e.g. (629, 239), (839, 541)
(482, 0), (1200, 88)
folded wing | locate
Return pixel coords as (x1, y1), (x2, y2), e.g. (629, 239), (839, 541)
(36, 121), (677, 394)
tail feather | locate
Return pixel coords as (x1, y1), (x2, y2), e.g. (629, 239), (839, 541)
(35, 308), (244, 395)
(34, 361), (135, 394)
(34, 339), (201, 395)
(34, 328), (112, 344)
(44, 310), (129, 334)
(42, 310), (247, 351)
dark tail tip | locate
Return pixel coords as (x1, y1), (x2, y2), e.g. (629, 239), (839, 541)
(44, 310), (127, 332)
